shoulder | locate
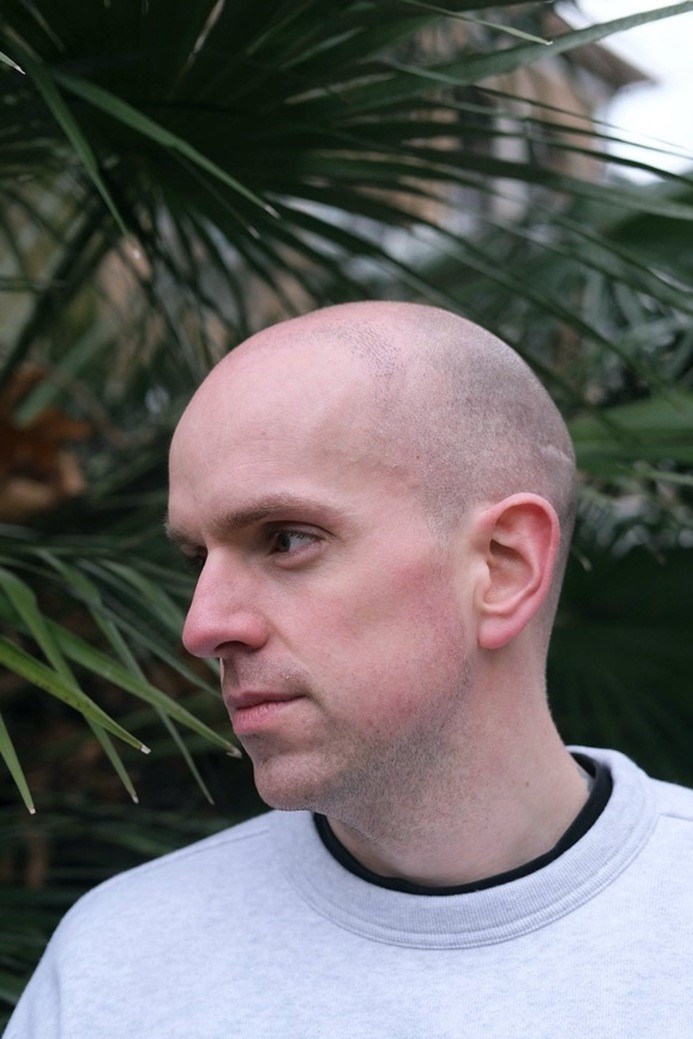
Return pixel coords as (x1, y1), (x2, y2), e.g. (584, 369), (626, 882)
(650, 777), (693, 823)
(7, 812), (315, 1035)
(573, 744), (693, 832)
(581, 746), (693, 861)
(98, 809), (274, 886)
(54, 811), (277, 942)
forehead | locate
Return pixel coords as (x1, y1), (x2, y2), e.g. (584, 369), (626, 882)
(173, 338), (375, 459)
(168, 335), (417, 527)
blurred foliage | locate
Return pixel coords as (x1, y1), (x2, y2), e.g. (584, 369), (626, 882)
(1, 0), (693, 1020)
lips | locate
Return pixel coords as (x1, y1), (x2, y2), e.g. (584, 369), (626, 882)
(225, 690), (304, 736)
(225, 689), (301, 711)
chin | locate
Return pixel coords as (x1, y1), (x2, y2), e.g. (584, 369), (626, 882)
(250, 756), (340, 814)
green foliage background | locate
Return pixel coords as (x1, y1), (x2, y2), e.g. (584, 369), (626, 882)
(1, 0), (692, 1019)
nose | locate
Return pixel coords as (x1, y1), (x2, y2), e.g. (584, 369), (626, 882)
(182, 554), (270, 658)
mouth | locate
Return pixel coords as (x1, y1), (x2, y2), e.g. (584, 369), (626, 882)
(225, 691), (305, 737)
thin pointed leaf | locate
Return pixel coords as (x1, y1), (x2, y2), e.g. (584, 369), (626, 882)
(0, 49), (25, 74)
(157, 713), (215, 804)
(0, 637), (149, 754)
(0, 567), (73, 679)
(397, 1), (551, 44)
(0, 711), (35, 814)
(48, 623), (236, 754)
(86, 721), (139, 803)
(53, 70), (278, 219)
(14, 49), (127, 234)
(31, 552), (218, 691)
(94, 561), (185, 635)
(43, 558), (218, 800)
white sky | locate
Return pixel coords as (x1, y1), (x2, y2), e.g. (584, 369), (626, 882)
(560, 0), (693, 179)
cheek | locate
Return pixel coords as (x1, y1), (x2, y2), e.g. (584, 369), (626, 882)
(313, 554), (468, 704)
(360, 553), (464, 642)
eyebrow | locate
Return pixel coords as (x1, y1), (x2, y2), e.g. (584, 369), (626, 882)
(164, 493), (348, 547)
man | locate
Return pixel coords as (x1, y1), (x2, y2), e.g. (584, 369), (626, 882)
(7, 302), (692, 1037)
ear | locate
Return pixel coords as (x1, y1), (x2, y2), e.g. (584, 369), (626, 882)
(472, 494), (560, 651)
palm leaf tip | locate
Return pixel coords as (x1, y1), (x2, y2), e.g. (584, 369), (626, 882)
(0, 50), (25, 74)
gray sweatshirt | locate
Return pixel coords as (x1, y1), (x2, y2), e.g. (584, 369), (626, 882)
(6, 747), (693, 1038)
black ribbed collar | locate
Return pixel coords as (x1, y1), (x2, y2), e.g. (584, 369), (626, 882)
(314, 753), (612, 895)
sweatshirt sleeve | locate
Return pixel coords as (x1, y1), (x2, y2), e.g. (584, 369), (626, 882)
(4, 938), (63, 1039)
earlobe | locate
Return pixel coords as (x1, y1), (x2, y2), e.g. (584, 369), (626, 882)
(474, 494), (559, 651)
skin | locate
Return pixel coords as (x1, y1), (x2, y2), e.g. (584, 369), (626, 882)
(167, 302), (587, 886)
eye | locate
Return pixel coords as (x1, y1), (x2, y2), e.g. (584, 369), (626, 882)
(269, 529), (320, 556)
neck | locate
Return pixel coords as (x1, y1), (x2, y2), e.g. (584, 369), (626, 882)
(327, 715), (589, 889)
